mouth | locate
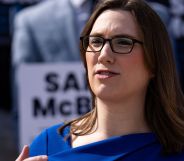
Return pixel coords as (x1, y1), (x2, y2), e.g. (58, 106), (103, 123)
(95, 69), (120, 79)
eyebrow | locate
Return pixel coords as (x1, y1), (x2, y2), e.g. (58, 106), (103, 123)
(89, 33), (140, 40)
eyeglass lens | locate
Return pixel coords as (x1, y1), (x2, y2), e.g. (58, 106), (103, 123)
(83, 36), (134, 54)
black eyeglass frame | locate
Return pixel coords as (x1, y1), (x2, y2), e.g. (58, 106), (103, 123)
(80, 35), (143, 54)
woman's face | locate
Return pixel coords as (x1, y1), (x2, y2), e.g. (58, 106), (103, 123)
(86, 9), (152, 102)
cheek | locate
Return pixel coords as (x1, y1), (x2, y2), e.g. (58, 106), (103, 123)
(120, 52), (151, 79)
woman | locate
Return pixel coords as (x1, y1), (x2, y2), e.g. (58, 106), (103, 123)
(16, 0), (184, 160)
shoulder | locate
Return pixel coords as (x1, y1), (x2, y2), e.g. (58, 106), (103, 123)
(29, 123), (71, 157)
(14, 0), (70, 25)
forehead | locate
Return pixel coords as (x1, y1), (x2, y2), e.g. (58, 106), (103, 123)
(90, 9), (142, 39)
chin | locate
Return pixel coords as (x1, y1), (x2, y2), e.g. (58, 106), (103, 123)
(95, 88), (120, 101)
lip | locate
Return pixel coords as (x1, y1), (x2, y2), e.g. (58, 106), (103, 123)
(94, 69), (120, 79)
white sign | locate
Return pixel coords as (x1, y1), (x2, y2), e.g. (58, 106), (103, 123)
(17, 63), (91, 150)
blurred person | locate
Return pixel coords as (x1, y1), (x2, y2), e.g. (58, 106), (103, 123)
(169, 0), (184, 91)
(11, 0), (98, 150)
(147, 0), (184, 92)
(16, 0), (184, 160)
(12, 0), (97, 63)
(146, 0), (179, 79)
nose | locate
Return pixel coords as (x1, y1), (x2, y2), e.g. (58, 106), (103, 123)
(98, 42), (115, 64)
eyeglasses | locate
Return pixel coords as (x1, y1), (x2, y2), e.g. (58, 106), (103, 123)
(80, 35), (143, 54)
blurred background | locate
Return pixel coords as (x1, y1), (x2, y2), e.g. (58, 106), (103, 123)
(0, 0), (184, 160)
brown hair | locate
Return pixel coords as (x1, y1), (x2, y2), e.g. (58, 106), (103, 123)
(59, 0), (184, 154)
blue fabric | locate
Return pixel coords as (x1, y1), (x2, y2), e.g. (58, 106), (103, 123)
(30, 124), (184, 161)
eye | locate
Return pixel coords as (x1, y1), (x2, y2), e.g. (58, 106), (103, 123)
(89, 37), (103, 47)
(114, 38), (133, 46)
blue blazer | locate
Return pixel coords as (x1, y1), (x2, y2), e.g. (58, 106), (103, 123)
(30, 124), (184, 161)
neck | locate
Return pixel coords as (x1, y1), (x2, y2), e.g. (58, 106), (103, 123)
(95, 96), (151, 138)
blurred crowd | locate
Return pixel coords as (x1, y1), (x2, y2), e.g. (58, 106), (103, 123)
(0, 0), (184, 160)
